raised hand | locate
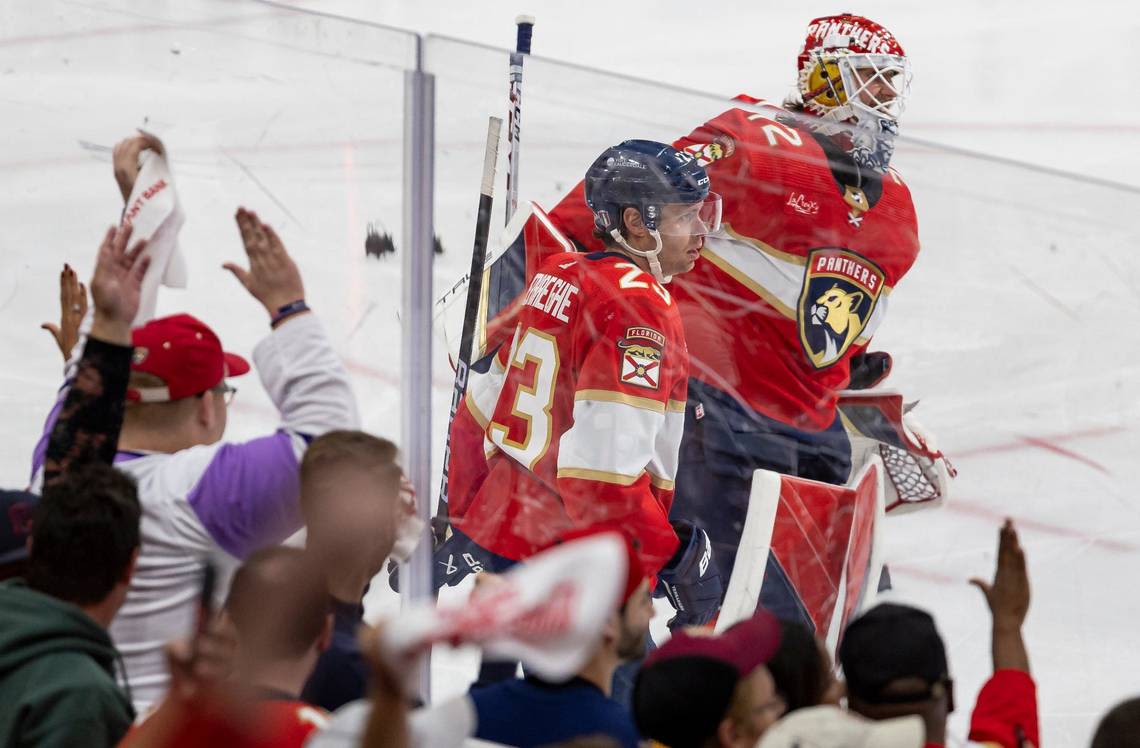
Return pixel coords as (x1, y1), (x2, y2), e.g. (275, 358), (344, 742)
(969, 519), (1030, 630)
(41, 263), (88, 361)
(112, 131), (165, 202)
(89, 224), (151, 345)
(224, 208), (305, 317)
(970, 519), (1031, 673)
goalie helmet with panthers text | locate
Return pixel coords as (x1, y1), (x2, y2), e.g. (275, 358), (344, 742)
(795, 14), (911, 130)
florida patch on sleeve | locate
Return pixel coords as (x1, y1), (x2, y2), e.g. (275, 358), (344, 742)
(617, 327), (665, 390)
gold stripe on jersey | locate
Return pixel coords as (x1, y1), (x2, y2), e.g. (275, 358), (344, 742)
(666, 399), (686, 413)
(575, 388), (671, 414)
(465, 393), (491, 428)
(557, 467), (641, 486)
(722, 222), (806, 266)
(701, 245), (796, 319)
(558, 467), (676, 491)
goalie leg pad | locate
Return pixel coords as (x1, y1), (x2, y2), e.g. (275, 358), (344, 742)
(670, 381), (854, 594)
(657, 521), (723, 629)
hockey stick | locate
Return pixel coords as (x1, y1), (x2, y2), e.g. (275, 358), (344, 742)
(432, 116), (504, 545)
(505, 15), (535, 225)
(428, 17), (535, 332)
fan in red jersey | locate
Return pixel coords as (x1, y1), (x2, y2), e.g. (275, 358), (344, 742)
(546, 14), (924, 630)
(435, 139), (726, 631)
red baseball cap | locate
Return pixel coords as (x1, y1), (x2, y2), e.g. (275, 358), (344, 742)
(634, 610), (783, 747)
(644, 608), (782, 673)
(129, 313), (250, 402)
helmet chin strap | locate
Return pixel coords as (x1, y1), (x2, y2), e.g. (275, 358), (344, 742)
(611, 228), (671, 284)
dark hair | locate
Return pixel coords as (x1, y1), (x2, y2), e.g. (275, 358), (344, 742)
(225, 546), (331, 660)
(27, 464), (141, 606)
(1092, 697), (1140, 748)
(767, 618), (826, 713)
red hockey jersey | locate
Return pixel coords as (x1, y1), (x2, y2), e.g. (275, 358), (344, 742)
(549, 97), (920, 431)
(450, 251), (687, 574)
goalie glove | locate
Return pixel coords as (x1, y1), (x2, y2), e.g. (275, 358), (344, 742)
(848, 351), (893, 390)
(656, 521), (723, 630)
(388, 525), (515, 593)
(839, 391), (956, 513)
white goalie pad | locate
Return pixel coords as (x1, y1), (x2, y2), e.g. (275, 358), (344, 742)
(717, 457), (888, 656)
(838, 390), (955, 514)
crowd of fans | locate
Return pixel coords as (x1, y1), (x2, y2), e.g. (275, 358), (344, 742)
(0, 133), (1135, 748)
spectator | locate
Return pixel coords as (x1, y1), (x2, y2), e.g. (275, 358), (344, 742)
(756, 705), (924, 748)
(223, 546), (333, 739)
(29, 207), (359, 710)
(465, 532), (651, 748)
(632, 609), (785, 748)
(838, 603), (954, 746)
(42, 225), (151, 486)
(0, 464), (141, 747)
(840, 520), (1038, 748)
(299, 430), (404, 711)
(123, 546), (332, 747)
(2, 226), (150, 583)
(1091, 696), (1140, 748)
(308, 530), (652, 748)
(766, 618), (842, 713)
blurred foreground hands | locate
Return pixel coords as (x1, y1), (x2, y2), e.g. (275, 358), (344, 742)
(42, 224), (150, 357)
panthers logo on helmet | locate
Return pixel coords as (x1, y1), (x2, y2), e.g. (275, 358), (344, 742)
(797, 248), (885, 369)
(800, 58), (847, 109)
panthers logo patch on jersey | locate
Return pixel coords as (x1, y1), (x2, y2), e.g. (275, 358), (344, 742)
(797, 248), (885, 369)
(618, 327), (665, 390)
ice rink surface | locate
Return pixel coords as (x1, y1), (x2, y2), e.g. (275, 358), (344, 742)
(1, 1), (1138, 744)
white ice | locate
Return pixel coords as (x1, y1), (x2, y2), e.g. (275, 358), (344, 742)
(0, 1), (1137, 745)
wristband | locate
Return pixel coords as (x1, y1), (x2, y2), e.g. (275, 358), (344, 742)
(271, 299), (309, 328)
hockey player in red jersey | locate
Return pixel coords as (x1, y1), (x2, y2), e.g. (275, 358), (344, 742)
(547, 14), (921, 627)
(436, 140), (726, 627)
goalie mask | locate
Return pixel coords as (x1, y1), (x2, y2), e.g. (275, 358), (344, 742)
(792, 14), (911, 172)
(585, 139), (722, 284)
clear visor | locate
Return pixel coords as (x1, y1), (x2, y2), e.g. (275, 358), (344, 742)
(838, 53), (912, 120)
(655, 192), (723, 237)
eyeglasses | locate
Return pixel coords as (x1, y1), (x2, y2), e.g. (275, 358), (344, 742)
(216, 382), (237, 406)
(198, 382), (237, 406)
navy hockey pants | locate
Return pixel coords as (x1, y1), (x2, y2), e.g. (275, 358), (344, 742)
(669, 379), (852, 630)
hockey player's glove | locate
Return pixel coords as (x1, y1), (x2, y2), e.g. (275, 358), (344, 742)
(848, 351), (893, 390)
(657, 520), (722, 630)
(388, 525), (515, 593)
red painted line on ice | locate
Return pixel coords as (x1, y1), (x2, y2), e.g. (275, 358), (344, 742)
(953, 425), (1123, 475)
(942, 499), (1140, 554)
(907, 121), (1140, 134)
(953, 425), (1126, 459)
(1016, 435), (1110, 475)
(887, 563), (961, 586)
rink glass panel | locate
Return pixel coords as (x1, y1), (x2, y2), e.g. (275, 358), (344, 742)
(0, 2), (415, 465)
(425, 35), (1140, 744)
